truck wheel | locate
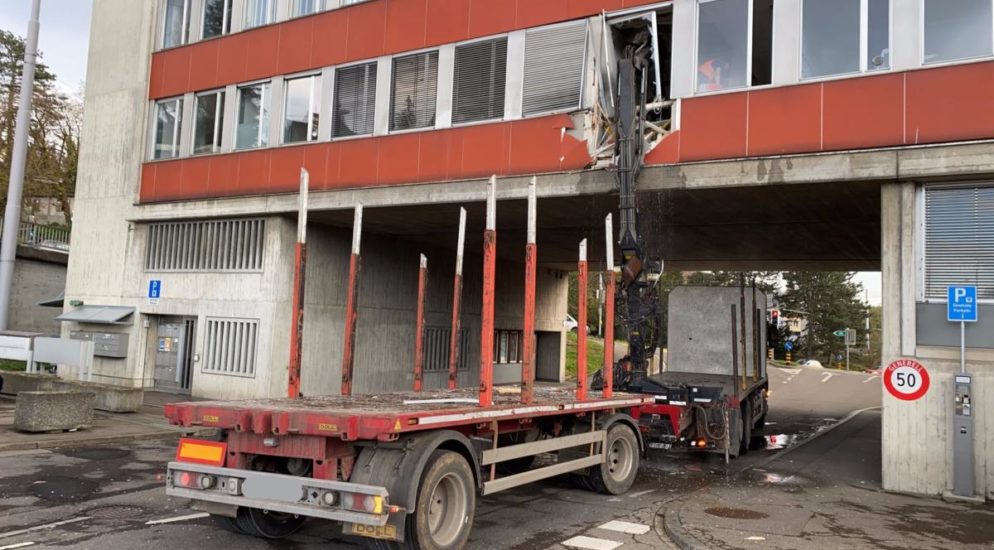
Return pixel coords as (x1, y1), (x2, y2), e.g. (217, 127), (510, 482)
(587, 424), (640, 495)
(235, 507), (305, 539)
(738, 406), (752, 456)
(211, 514), (244, 534)
(407, 450), (476, 550)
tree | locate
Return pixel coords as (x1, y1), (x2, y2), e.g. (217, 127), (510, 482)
(0, 29), (79, 226)
(778, 272), (868, 365)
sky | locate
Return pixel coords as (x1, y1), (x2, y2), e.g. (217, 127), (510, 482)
(0, 0), (887, 306)
(0, 0), (93, 97)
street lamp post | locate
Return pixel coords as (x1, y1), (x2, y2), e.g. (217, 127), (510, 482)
(0, 0), (42, 330)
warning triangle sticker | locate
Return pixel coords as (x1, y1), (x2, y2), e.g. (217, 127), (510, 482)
(394, 419), (402, 431)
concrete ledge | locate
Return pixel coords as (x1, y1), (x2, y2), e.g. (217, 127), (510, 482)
(14, 391), (95, 432)
(52, 380), (143, 413)
(0, 372), (59, 395)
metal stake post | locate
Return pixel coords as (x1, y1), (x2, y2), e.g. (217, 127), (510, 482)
(340, 204), (363, 396)
(0, 0), (42, 330)
(288, 168), (309, 398)
(414, 254), (428, 392)
(603, 214), (615, 399)
(577, 239), (589, 401)
(448, 208), (467, 389)
(521, 178), (537, 404)
(479, 177), (497, 407)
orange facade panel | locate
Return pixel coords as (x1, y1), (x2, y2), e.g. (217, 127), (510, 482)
(647, 61), (994, 166)
(139, 116), (589, 203)
(149, 0), (674, 100)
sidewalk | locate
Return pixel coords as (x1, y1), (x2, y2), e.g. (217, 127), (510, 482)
(0, 392), (215, 452)
(663, 410), (994, 549)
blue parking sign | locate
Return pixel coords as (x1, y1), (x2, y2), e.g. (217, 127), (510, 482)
(947, 286), (978, 323)
(148, 280), (162, 299)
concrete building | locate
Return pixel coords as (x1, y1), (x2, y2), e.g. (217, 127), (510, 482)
(71, 0), (993, 498)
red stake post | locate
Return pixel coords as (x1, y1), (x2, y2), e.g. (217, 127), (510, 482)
(448, 208), (467, 390)
(603, 214), (615, 399)
(479, 177), (497, 407)
(577, 239), (588, 401)
(414, 254), (428, 392)
(521, 177), (537, 404)
(340, 204), (363, 397)
(288, 168), (309, 399)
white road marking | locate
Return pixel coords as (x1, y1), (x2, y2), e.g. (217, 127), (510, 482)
(820, 373), (835, 383)
(863, 375), (879, 384)
(145, 512), (210, 525)
(627, 489), (655, 499)
(0, 517), (90, 539)
(0, 542), (36, 550)
(745, 536), (766, 541)
(562, 536), (623, 550)
(598, 520), (650, 535)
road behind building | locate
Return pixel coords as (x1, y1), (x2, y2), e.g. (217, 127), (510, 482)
(1, 365), (990, 549)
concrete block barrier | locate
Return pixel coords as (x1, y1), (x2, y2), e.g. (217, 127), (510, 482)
(0, 372), (59, 395)
(14, 391), (96, 432)
(52, 380), (143, 413)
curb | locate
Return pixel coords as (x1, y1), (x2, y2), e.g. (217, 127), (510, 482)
(0, 427), (218, 453)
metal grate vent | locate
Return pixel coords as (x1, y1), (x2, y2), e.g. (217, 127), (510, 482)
(203, 318), (259, 377)
(522, 22), (587, 116)
(452, 38), (508, 124)
(145, 219), (265, 272)
(423, 327), (470, 372)
(924, 185), (994, 300)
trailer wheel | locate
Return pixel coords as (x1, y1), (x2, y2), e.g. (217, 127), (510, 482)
(738, 405), (752, 456)
(587, 424), (640, 495)
(234, 507), (306, 539)
(211, 514), (244, 534)
(406, 450), (476, 550)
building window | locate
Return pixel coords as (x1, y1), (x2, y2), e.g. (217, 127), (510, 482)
(801, 0), (889, 79)
(923, 0), (993, 65)
(422, 327), (471, 372)
(283, 75), (321, 143)
(334, 62), (377, 137)
(146, 218), (266, 272)
(162, 0), (191, 48)
(452, 38), (508, 124)
(923, 185), (994, 301)
(341, 0), (367, 5)
(202, 0), (232, 39)
(522, 22), (587, 116)
(243, 0), (276, 30)
(236, 82), (271, 150)
(391, 51), (439, 131)
(153, 97), (183, 160)
(494, 330), (523, 364)
(697, 0), (748, 91)
(291, 0), (324, 17)
(203, 318), (260, 377)
(193, 90), (225, 155)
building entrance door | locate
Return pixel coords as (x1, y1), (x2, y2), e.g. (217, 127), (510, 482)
(153, 316), (196, 394)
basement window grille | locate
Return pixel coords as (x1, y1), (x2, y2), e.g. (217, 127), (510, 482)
(452, 37), (508, 124)
(145, 219), (265, 272)
(522, 21), (587, 116)
(923, 184), (994, 301)
(423, 327), (470, 372)
(203, 318), (259, 377)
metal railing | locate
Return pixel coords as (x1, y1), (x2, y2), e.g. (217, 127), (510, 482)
(0, 218), (70, 252)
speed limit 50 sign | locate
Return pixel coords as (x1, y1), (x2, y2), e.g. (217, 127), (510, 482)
(884, 359), (931, 401)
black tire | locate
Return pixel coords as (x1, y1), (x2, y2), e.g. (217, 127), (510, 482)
(234, 507), (306, 539)
(586, 424), (640, 495)
(405, 450), (476, 550)
(738, 405), (752, 457)
(211, 513), (244, 534)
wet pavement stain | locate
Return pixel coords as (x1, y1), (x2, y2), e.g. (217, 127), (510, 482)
(30, 475), (100, 501)
(60, 447), (133, 461)
(704, 507), (770, 520)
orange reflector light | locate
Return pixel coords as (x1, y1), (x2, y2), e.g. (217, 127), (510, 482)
(176, 438), (227, 466)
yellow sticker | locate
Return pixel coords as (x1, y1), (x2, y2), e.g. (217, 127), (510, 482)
(317, 423), (338, 432)
(394, 419), (402, 431)
(202, 415), (219, 424)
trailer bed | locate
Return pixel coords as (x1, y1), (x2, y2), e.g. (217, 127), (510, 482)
(165, 387), (651, 441)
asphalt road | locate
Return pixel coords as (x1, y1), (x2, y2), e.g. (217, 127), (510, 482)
(0, 365), (880, 550)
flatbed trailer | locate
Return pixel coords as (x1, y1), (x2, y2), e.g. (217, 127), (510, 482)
(164, 178), (653, 549)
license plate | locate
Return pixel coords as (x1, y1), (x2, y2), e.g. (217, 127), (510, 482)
(648, 442), (672, 450)
(347, 522), (399, 541)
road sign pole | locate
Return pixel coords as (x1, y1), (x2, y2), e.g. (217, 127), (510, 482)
(846, 340), (850, 371)
(961, 321), (966, 374)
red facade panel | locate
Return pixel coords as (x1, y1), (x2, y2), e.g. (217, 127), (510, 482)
(311, 10), (351, 68)
(277, 18), (317, 75)
(426, 0), (471, 45)
(385, 0), (428, 53)
(679, 93), (748, 162)
(747, 84), (821, 157)
(822, 72), (905, 151)
(516, 0), (569, 29)
(244, 26), (282, 82)
(140, 116), (588, 203)
(157, 47), (192, 98)
(906, 62), (994, 145)
(346, 0), (388, 60)
(468, 0), (517, 37)
(215, 33), (249, 85)
(188, 41), (220, 92)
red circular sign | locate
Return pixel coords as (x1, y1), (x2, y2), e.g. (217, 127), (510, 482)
(884, 359), (930, 401)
